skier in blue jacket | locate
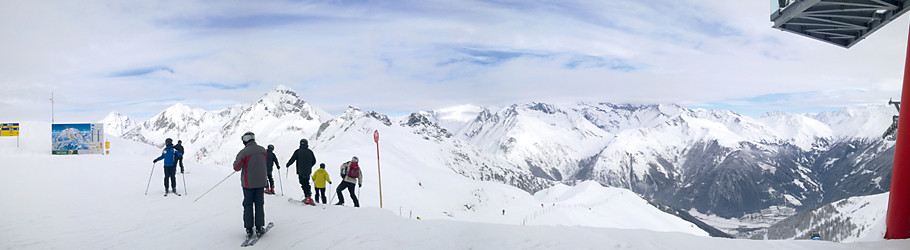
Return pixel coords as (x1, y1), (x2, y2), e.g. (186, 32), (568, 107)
(153, 138), (183, 195)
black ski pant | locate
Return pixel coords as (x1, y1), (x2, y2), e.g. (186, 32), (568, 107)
(163, 166), (177, 192)
(336, 182), (358, 207)
(297, 172), (312, 197)
(314, 187), (327, 204)
(267, 168), (275, 189)
(175, 157), (184, 172)
(242, 187), (265, 229)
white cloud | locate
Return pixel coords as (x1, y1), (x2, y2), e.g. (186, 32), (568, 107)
(0, 0), (906, 122)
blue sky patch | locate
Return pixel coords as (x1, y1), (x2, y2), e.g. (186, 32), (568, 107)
(564, 55), (640, 72)
(437, 47), (546, 67)
(197, 82), (252, 90)
(110, 66), (174, 77)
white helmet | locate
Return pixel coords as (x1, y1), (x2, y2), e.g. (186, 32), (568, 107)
(241, 132), (255, 144)
(352, 156), (359, 163)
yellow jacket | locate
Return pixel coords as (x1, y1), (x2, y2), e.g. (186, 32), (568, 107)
(312, 168), (332, 188)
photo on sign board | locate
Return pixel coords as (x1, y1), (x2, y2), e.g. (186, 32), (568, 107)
(51, 123), (104, 155)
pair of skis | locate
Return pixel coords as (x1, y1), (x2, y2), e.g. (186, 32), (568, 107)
(241, 222), (274, 247)
(287, 197), (318, 206)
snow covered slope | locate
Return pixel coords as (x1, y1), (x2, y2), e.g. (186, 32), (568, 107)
(754, 192), (890, 243)
(4, 122), (909, 249)
(104, 86), (898, 230)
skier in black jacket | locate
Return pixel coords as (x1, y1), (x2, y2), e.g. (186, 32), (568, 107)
(286, 139), (317, 204)
(174, 140), (185, 173)
(265, 144), (280, 195)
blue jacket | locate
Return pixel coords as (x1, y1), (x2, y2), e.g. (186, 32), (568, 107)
(154, 145), (182, 167)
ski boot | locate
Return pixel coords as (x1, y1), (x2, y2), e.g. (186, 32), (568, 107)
(264, 188), (273, 195)
(246, 228), (254, 239)
(256, 226), (264, 237)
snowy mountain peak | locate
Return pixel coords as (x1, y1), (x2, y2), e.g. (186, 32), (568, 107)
(526, 102), (562, 115)
(261, 84), (301, 102)
(274, 84), (294, 92)
(100, 111), (137, 137)
(246, 85), (317, 120)
(810, 105), (897, 139)
(757, 112), (833, 149)
(149, 103), (208, 134)
(336, 106), (391, 126)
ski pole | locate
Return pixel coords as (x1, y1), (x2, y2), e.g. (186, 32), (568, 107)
(194, 171), (236, 202)
(277, 167), (284, 196)
(321, 182), (332, 209)
(327, 183), (337, 207)
(145, 162), (156, 195)
(182, 170), (188, 195)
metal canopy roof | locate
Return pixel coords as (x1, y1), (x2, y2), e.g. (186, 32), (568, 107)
(771, 0), (910, 48)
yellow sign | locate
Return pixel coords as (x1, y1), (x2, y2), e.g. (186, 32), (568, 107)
(105, 141), (110, 149)
(1, 123), (19, 137)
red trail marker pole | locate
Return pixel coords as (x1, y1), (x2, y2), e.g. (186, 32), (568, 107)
(374, 130), (383, 208)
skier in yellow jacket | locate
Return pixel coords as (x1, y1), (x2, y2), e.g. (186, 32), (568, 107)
(311, 163), (332, 204)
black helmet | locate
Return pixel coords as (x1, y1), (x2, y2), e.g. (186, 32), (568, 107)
(300, 139), (308, 147)
(267, 144), (274, 150)
(352, 156), (359, 163)
(177, 140), (182, 144)
(165, 138), (173, 145)
(242, 132), (255, 144)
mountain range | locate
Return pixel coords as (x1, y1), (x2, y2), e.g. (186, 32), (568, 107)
(102, 85), (898, 235)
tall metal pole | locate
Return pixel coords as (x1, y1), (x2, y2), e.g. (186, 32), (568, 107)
(50, 92), (54, 124)
(885, 23), (910, 240)
(374, 130), (383, 208)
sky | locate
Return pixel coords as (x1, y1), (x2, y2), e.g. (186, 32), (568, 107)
(1, 0), (909, 122)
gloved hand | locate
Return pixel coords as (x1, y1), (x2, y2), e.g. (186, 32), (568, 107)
(358, 183), (362, 188)
(153, 159), (158, 163)
(328, 181), (332, 184)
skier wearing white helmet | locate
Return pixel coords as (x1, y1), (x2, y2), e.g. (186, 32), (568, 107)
(232, 132), (268, 238)
(335, 156), (362, 207)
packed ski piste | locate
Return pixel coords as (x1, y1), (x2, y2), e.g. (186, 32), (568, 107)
(153, 132), (368, 246)
(4, 123), (910, 249)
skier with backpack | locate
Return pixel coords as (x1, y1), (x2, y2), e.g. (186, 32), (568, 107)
(311, 163), (332, 204)
(265, 144), (280, 195)
(152, 138), (182, 196)
(335, 156), (362, 207)
(174, 140), (185, 173)
(286, 139), (317, 205)
(233, 132), (269, 239)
